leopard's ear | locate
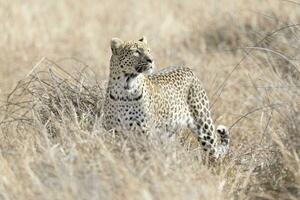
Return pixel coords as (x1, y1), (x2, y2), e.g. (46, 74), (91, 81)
(111, 38), (123, 54)
(138, 36), (147, 44)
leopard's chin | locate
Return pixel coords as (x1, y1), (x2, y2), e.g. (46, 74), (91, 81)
(143, 67), (153, 75)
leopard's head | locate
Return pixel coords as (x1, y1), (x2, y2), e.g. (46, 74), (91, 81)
(110, 36), (154, 76)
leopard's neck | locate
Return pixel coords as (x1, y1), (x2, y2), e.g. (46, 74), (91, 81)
(107, 72), (146, 102)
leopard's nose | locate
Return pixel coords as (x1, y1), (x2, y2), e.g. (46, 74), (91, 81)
(146, 58), (153, 63)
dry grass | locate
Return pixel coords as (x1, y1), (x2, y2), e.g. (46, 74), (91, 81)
(0, 0), (300, 199)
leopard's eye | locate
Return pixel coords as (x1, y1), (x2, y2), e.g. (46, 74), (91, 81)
(133, 49), (141, 57)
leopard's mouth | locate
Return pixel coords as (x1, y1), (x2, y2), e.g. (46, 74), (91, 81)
(135, 63), (153, 74)
(124, 73), (138, 90)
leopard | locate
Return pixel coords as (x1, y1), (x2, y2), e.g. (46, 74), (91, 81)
(102, 36), (229, 158)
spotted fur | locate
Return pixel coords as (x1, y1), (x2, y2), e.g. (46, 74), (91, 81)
(103, 37), (229, 158)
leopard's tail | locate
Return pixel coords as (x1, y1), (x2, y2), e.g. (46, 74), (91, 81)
(214, 125), (230, 157)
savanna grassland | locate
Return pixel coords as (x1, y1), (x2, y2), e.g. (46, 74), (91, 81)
(0, 0), (300, 199)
